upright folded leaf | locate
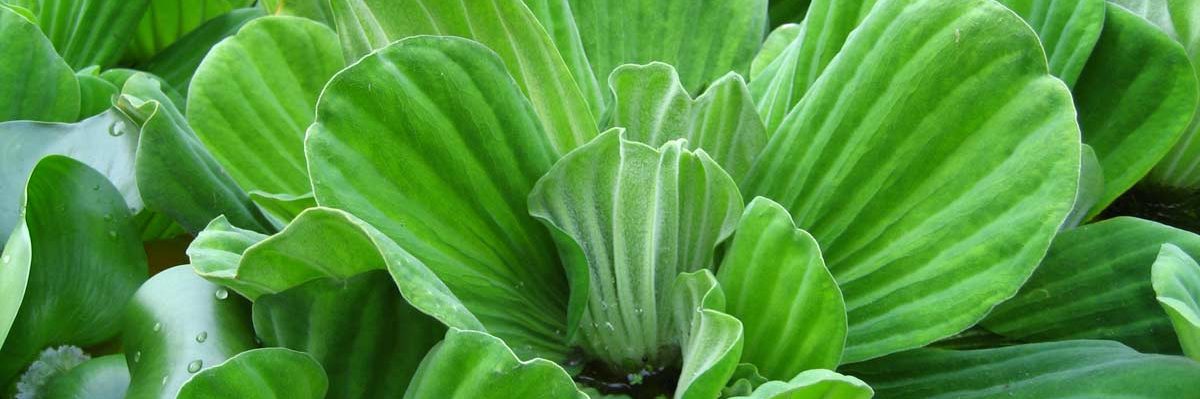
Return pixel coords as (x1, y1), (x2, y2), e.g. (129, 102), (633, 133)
(22, 0), (153, 68)
(1145, 0), (1200, 191)
(995, 0), (1105, 87)
(176, 348), (328, 399)
(671, 271), (743, 399)
(743, 0), (1081, 362)
(1152, 244), (1200, 360)
(403, 329), (585, 399)
(140, 7), (266, 93)
(126, 0), (247, 62)
(0, 6), (78, 122)
(732, 369), (872, 399)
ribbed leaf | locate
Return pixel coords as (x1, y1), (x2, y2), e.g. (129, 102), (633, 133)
(328, 0), (598, 154)
(259, 0), (332, 25)
(1146, 0), (1200, 190)
(126, 0), (245, 62)
(176, 348), (327, 399)
(521, 0), (604, 117)
(567, 0), (766, 96)
(122, 265), (256, 399)
(24, 0), (152, 68)
(995, 0), (1105, 87)
(117, 73), (273, 234)
(671, 271), (743, 399)
(1152, 244), (1200, 360)
(0, 5), (77, 122)
(528, 130), (743, 369)
(75, 67), (119, 119)
(248, 192), (315, 224)
(844, 340), (1200, 398)
(308, 36), (568, 360)
(0, 157), (148, 388)
(751, 23), (802, 80)
(717, 197), (845, 379)
(607, 63), (766, 180)
(0, 110), (141, 245)
(983, 217), (1200, 354)
(44, 355), (129, 399)
(1063, 144), (1104, 229)
(141, 7), (265, 93)
(403, 329), (586, 399)
(101, 69), (186, 108)
(188, 16), (341, 211)
(743, 0), (1080, 362)
(731, 369), (872, 399)
(186, 215), (267, 294)
(254, 270), (445, 398)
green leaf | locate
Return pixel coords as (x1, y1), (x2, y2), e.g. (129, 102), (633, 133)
(122, 265), (256, 399)
(743, 0), (1080, 362)
(43, 355), (129, 399)
(141, 7), (266, 93)
(117, 73), (274, 234)
(606, 63), (766, 181)
(0, 156), (148, 387)
(1152, 244), (1200, 360)
(253, 270), (445, 398)
(24, 0), (153, 68)
(768, 0), (810, 28)
(995, 0), (1105, 87)
(983, 217), (1200, 354)
(528, 130), (743, 369)
(248, 191), (315, 224)
(722, 363), (769, 398)
(403, 329), (586, 399)
(259, 0), (332, 25)
(188, 16), (342, 209)
(328, 0), (598, 154)
(568, 0), (767, 96)
(176, 348), (327, 399)
(731, 369), (872, 399)
(844, 340), (1200, 398)
(1062, 144), (1105, 229)
(0, 110), (141, 245)
(0, 5), (78, 122)
(75, 67), (120, 119)
(126, 0), (247, 62)
(716, 197), (845, 379)
(308, 36), (568, 360)
(100, 69), (186, 108)
(1146, 0), (1200, 190)
(186, 215), (268, 296)
(521, 0), (604, 117)
(671, 271), (743, 399)
(751, 23), (802, 80)
(1072, 3), (1198, 214)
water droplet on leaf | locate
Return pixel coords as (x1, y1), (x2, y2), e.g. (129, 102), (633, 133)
(214, 289), (228, 300)
(133, 351), (141, 363)
(152, 322), (162, 332)
(195, 331), (207, 343)
(187, 360), (202, 373)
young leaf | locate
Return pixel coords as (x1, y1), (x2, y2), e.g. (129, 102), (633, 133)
(743, 0), (1081, 362)
(140, 7), (266, 93)
(23, 0), (153, 68)
(126, 0), (248, 62)
(259, 0), (332, 25)
(43, 355), (130, 399)
(731, 369), (872, 399)
(176, 348), (328, 399)
(75, 67), (120, 119)
(403, 329), (586, 399)
(995, 0), (1105, 87)
(0, 5), (78, 122)
(1151, 244), (1200, 360)
(750, 23), (802, 80)
(671, 271), (743, 399)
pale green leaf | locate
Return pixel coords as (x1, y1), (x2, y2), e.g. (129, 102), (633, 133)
(751, 23), (802, 80)
(1151, 243), (1200, 360)
(141, 7), (265, 93)
(0, 5), (78, 122)
(671, 271), (743, 399)
(403, 329), (586, 399)
(44, 355), (129, 399)
(1062, 144), (1104, 229)
(731, 369), (872, 399)
(176, 348), (328, 399)
(1145, 0), (1200, 190)
(259, 0), (332, 25)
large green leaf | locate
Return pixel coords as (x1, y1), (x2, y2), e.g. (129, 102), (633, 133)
(328, 0), (598, 154)
(75, 67), (119, 119)
(995, 0), (1105, 87)
(188, 16), (342, 215)
(1152, 244), (1200, 360)
(117, 73), (274, 234)
(567, 0), (766, 96)
(1072, 3), (1197, 213)
(0, 110), (141, 245)
(253, 270), (446, 398)
(750, 23), (802, 81)
(717, 197), (845, 379)
(0, 156), (148, 387)
(743, 0), (1080, 362)
(982, 217), (1200, 354)
(100, 68), (186, 108)
(528, 130), (743, 369)
(176, 348), (327, 399)
(521, 0), (604, 116)
(0, 5), (78, 122)
(122, 265), (256, 399)
(1146, 0), (1200, 190)
(731, 369), (873, 399)
(403, 329), (585, 399)
(141, 7), (265, 93)
(308, 36), (568, 360)
(43, 355), (129, 399)
(126, 0), (246, 62)
(844, 340), (1200, 398)
(606, 63), (766, 181)
(671, 271), (743, 399)
(23, 0), (152, 68)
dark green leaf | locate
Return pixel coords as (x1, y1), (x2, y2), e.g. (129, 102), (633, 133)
(141, 7), (265, 93)
(0, 5), (78, 122)
(995, 0), (1105, 87)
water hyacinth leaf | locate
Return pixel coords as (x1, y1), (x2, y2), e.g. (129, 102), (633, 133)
(141, 7), (266, 93)
(521, 0), (604, 116)
(328, 0), (598, 154)
(0, 110), (141, 245)
(75, 67), (120, 119)
(0, 157), (147, 387)
(750, 0), (879, 134)
(403, 329), (585, 399)
(751, 23), (802, 80)
(844, 340), (1200, 398)
(188, 16), (341, 205)
(1062, 144), (1104, 229)
(253, 270), (446, 398)
(528, 131), (743, 369)
(731, 369), (873, 399)
(671, 271), (743, 399)
(568, 0), (767, 96)
(186, 215), (268, 296)
(1146, 0), (1200, 190)
(117, 73), (273, 234)
(260, 0), (332, 25)
(43, 355), (130, 399)
(995, 0), (1105, 87)
(122, 265), (256, 399)
(308, 36), (567, 360)
(717, 197), (846, 379)
(126, 0), (247, 62)
(722, 364), (769, 398)
(743, 0), (1080, 362)
(0, 5), (78, 122)
(23, 0), (152, 68)
(1151, 244), (1200, 360)
(607, 63), (766, 180)
(249, 191), (316, 224)
(1072, 3), (1197, 215)
(176, 348), (327, 399)
(982, 217), (1200, 353)
(100, 69), (186, 108)
(768, 0), (811, 27)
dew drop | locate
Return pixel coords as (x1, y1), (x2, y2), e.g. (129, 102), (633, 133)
(605, 322), (615, 331)
(107, 230), (117, 238)
(103, 213), (112, 221)
(195, 331), (208, 343)
(161, 376), (168, 385)
(187, 360), (203, 373)
(108, 122), (125, 137)
(214, 289), (228, 300)
(152, 322), (162, 332)
(91, 184), (100, 191)
(133, 351), (141, 363)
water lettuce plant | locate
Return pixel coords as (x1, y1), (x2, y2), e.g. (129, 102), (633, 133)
(2, 0), (1200, 398)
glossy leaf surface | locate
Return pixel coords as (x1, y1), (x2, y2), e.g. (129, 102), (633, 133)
(176, 348), (327, 399)
(403, 329), (585, 399)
